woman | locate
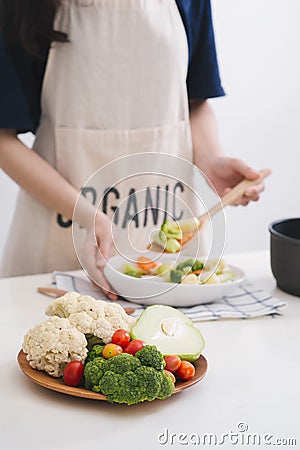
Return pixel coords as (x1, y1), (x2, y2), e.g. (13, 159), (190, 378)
(0, 0), (264, 298)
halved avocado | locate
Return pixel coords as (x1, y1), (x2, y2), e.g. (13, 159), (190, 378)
(130, 305), (205, 361)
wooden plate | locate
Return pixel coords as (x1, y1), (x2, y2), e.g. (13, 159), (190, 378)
(17, 350), (207, 401)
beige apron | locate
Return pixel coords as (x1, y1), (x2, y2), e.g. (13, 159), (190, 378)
(1, 0), (196, 277)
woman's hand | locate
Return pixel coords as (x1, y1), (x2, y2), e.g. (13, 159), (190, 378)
(81, 211), (117, 300)
(189, 101), (265, 206)
(203, 156), (265, 206)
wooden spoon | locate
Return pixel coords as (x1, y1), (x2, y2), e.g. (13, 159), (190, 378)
(149, 168), (271, 253)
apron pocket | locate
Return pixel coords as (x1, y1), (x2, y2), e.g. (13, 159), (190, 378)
(55, 121), (192, 188)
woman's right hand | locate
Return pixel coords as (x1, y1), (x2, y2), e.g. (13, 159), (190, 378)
(81, 211), (117, 300)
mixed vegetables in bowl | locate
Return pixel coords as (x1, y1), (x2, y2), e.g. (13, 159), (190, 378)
(123, 256), (237, 285)
(150, 219), (200, 253)
(104, 254), (245, 307)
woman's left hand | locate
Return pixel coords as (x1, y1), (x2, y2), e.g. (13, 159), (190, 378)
(203, 156), (265, 206)
(81, 211), (118, 300)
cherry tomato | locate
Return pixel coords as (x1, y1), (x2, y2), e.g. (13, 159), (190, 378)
(164, 369), (176, 384)
(175, 361), (195, 381)
(164, 355), (181, 373)
(111, 329), (131, 348)
(102, 343), (123, 359)
(63, 361), (84, 387)
(124, 339), (145, 356)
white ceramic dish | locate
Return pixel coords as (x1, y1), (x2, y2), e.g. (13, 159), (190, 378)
(104, 255), (245, 307)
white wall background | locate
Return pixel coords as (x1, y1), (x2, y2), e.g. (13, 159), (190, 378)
(211, 0), (300, 252)
(1, 0), (300, 262)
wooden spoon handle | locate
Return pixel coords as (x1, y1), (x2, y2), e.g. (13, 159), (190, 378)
(37, 287), (68, 297)
(204, 168), (271, 220)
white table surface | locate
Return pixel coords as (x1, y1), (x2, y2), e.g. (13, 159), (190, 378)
(1, 251), (299, 450)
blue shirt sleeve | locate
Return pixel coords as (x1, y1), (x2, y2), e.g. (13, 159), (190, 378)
(0, 33), (47, 133)
(176, 0), (225, 100)
(0, 1), (223, 135)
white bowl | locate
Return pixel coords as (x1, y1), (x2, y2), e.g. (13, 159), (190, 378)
(104, 255), (245, 307)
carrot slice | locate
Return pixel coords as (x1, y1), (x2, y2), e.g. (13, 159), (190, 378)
(137, 256), (157, 272)
(191, 270), (203, 275)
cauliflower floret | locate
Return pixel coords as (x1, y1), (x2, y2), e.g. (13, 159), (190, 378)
(199, 272), (220, 284)
(181, 274), (198, 285)
(94, 302), (136, 343)
(45, 291), (81, 318)
(22, 317), (87, 377)
(68, 296), (105, 335)
(46, 292), (136, 344)
(46, 294), (105, 336)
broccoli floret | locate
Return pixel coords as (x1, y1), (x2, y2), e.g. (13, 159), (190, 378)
(134, 366), (162, 400)
(93, 344), (105, 356)
(107, 370), (146, 405)
(102, 353), (141, 374)
(86, 344), (105, 363)
(191, 260), (204, 272)
(86, 351), (96, 363)
(98, 371), (123, 396)
(84, 357), (107, 389)
(170, 269), (183, 283)
(157, 371), (175, 400)
(136, 345), (165, 371)
(104, 367), (162, 405)
(84, 346), (174, 405)
(176, 259), (195, 270)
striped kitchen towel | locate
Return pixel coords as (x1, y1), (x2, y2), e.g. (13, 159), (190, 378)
(53, 271), (286, 321)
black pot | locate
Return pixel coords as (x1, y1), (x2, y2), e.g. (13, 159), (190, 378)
(269, 218), (300, 296)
